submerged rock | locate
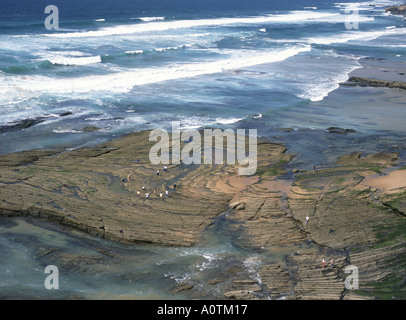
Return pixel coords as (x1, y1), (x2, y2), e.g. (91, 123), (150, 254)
(59, 112), (73, 117)
(0, 118), (45, 133)
(327, 127), (356, 135)
(81, 126), (100, 132)
(172, 283), (194, 294)
(336, 151), (398, 165)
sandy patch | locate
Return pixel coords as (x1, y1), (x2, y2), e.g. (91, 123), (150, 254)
(214, 175), (259, 194)
(259, 179), (293, 195)
(361, 169), (406, 193)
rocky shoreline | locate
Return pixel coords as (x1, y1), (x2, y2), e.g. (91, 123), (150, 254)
(341, 57), (406, 91)
(344, 76), (406, 90)
(0, 130), (291, 247)
(1, 128), (406, 300)
(385, 4), (406, 17)
(230, 152), (406, 300)
(1, 50), (406, 301)
(1, 0), (406, 302)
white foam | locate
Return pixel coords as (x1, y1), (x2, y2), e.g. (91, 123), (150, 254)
(125, 50), (144, 55)
(37, 51), (102, 66)
(259, 28), (266, 32)
(48, 55), (102, 66)
(306, 27), (406, 45)
(196, 254), (219, 271)
(139, 17), (165, 22)
(176, 115), (245, 130)
(298, 58), (362, 102)
(47, 51), (90, 57)
(53, 129), (81, 134)
(84, 115), (113, 121)
(179, 117), (214, 130)
(378, 44), (406, 47)
(41, 12), (350, 39)
(267, 27), (406, 46)
(335, 0), (404, 8)
(243, 256), (263, 285)
(95, 19), (105, 22)
(3, 45), (311, 95)
(215, 117), (243, 125)
(174, 273), (191, 284)
(154, 45), (188, 52)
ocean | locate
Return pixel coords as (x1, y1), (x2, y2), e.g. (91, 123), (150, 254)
(1, 0), (405, 156)
(0, 0), (406, 299)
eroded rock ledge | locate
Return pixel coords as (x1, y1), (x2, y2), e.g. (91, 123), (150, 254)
(344, 76), (406, 90)
(1, 130), (405, 300)
(0, 130), (291, 247)
(224, 151), (406, 300)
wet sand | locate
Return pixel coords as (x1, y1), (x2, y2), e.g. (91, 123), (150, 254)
(349, 58), (406, 83)
(362, 168), (406, 193)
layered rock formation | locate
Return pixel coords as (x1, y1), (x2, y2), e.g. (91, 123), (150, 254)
(0, 130), (290, 247)
(345, 76), (406, 90)
(223, 151), (406, 299)
(1, 129), (405, 299)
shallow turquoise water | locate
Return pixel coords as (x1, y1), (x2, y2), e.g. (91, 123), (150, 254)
(0, 211), (307, 299)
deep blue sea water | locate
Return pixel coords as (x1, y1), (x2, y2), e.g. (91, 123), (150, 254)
(1, 0), (406, 299)
(0, 0), (405, 155)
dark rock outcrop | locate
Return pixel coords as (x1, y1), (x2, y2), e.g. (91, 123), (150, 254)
(344, 76), (406, 90)
(81, 126), (100, 132)
(0, 118), (45, 133)
(327, 127), (356, 135)
(59, 112), (73, 117)
(386, 5), (406, 17)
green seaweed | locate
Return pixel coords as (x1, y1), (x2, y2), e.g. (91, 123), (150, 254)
(256, 160), (288, 177)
